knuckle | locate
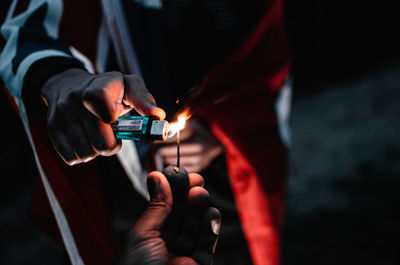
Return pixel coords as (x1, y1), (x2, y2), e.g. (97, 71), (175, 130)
(137, 237), (167, 251)
(65, 158), (78, 166)
(112, 141), (122, 153)
(129, 74), (144, 85)
(106, 71), (123, 79)
(55, 99), (68, 113)
(76, 149), (96, 160)
(82, 87), (99, 102)
(94, 142), (119, 156)
(126, 75), (149, 93)
(150, 237), (167, 249)
(150, 201), (172, 213)
(100, 85), (108, 95)
(93, 141), (111, 152)
(82, 155), (96, 163)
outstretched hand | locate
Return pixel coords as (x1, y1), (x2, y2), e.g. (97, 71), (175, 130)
(40, 69), (165, 165)
(112, 171), (221, 265)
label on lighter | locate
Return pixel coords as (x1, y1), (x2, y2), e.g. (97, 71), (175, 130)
(117, 119), (143, 131)
(150, 120), (164, 135)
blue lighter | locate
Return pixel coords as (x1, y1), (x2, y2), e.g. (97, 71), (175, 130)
(111, 116), (170, 141)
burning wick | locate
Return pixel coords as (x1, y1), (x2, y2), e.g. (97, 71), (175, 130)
(177, 129), (181, 168)
(168, 110), (191, 168)
(174, 115), (186, 168)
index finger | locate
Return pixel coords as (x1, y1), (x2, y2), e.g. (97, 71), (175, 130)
(123, 74), (166, 120)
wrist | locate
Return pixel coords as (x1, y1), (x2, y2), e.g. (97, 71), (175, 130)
(40, 68), (92, 104)
(22, 57), (85, 115)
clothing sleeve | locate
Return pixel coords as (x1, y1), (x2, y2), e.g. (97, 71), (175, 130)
(0, 2), (99, 265)
(0, 0), (85, 100)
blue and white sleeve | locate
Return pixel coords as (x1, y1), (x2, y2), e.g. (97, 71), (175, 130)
(0, 0), (84, 100)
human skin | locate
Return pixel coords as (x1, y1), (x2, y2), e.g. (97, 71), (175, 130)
(112, 171), (221, 265)
(40, 68), (166, 165)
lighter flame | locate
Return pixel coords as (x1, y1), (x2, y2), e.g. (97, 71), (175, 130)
(167, 110), (191, 138)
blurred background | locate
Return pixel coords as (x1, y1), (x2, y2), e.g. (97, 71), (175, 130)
(1, 0), (400, 264)
(282, 1), (400, 265)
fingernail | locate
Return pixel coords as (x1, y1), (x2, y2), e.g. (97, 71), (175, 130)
(211, 218), (221, 235)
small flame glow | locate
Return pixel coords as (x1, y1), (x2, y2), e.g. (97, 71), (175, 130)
(167, 109), (192, 138)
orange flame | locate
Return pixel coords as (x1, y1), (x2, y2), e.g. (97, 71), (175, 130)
(168, 109), (192, 138)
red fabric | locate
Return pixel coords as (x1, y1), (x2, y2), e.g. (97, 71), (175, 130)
(3, 1), (290, 264)
(3, 76), (117, 264)
(3, 2), (115, 263)
(28, 113), (117, 265)
(2, 83), (19, 113)
(186, 1), (291, 264)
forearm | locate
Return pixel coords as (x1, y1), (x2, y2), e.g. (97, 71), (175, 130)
(22, 57), (84, 118)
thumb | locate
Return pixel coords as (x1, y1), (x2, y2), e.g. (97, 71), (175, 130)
(133, 171), (173, 236)
(123, 75), (166, 120)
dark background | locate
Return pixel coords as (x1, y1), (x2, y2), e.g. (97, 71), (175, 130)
(282, 1), (400, 265)
(1, 0), (400, 264)
(285, 0), (400, 90)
